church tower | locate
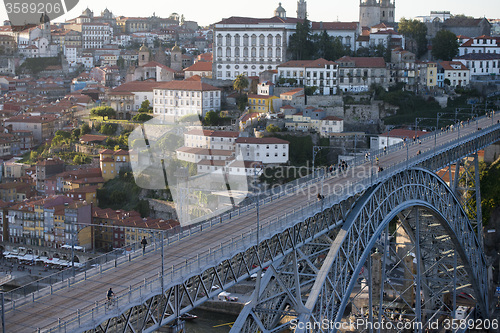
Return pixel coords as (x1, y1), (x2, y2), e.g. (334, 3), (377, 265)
(379, 0), (395, 24)
(138, 44), (150, 67)
(39, 13), (51, 41)
(297, 0), (307, 20)
(359, 0), (381, 29)
(170, 43), (182, 71)
(274, 3), (286, 19)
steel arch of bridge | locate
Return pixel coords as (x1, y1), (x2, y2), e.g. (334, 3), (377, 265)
(232, 167), (487, 333)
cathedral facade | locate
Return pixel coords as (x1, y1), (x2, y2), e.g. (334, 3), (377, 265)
(359, 0), (395, 29)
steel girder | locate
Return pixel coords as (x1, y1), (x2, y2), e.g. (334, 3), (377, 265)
(232, 168), (487, 333)
(77, 197), (360, 333)
(73, 124), (500, 332)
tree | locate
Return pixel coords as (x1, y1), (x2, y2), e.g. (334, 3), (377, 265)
(90, 106), (116, 120)
(266, 124), (280, 133)
(132, 113), (153, 122)
(99, 123), (118, 135)
(236, 95), (248, 112)
(71, 128), (81, 140)
(138, 100), (153, 113)
(431, 30), (459, 61)
(117, 57), (125, 69)
(398, 18), (428, 58)
(80, 123), (91, 135)
(233, 74), (249, 95)
(288, 16), (314, 60)
(312, 31), (333, 60)
(204, 110), (220, 126)
(178, 114), (201, 123)
(73, 154), (91, 165)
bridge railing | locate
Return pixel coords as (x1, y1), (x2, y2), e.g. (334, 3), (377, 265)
(10, 112), (500, 331)
(45, 114), (500, 332)
(3, 112), (490, 313)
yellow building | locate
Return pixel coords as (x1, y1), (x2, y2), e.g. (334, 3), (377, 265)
(247, 94), (278, 113)
(66, 186), (98, 205)
(100, 149), (130, 181)
(426, 62), (437, 88)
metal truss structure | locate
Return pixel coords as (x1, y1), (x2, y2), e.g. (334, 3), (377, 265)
(80, 168), (487, 333)
(231, 168), (487, 333)
(10, 117), (499, 333)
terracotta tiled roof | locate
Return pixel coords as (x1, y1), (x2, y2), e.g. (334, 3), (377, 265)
(176, 147), (233, 156)
(185, 129), (239, 138)
(140, 61), (175, 72)
(154, 80), (220, 91)
(280, 88), (305, 96)
(336, 56), (386, 68)
(184, 61), (212, 72)
(216, 16), (303, 25)
(235, 137), (289, 144)
(110, 81), (161, 93)
(197, 159), (226, 166)
(439, 61), (468, 71)
(310, 22), (358, 30)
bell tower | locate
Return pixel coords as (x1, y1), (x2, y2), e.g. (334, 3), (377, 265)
(297, 0), (307, 20)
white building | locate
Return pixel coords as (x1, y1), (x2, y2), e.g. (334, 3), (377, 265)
(183, 129), (239, 151)
(176, 147), (234, 163)
(235, 137), (289, 165)
(319, 116), (344, 137)
(277, 58), (339, 95)
(213, 3), (359, 80)
(213, 16), (292, 80)
(414, 11), (451, 23)
(336, 56), (388, 92)
(454, 53), (500, 78)
(370, 129), (427, 150)
(153, 80), (222, 121)
(82, 23), (112, 49)
(197, 159), (262, 176)
(458, 35), (500, 56)
(437, 61), (470, 88)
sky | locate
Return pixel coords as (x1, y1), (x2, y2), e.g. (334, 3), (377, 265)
(0, 0), (499, 27)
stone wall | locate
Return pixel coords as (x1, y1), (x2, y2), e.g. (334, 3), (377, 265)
(147, 198), (178, 220)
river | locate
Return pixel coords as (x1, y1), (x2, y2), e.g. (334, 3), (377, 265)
(183, 309), (237, 332)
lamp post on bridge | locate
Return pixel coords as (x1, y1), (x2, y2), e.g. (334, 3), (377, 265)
(253, 164), (263, 247)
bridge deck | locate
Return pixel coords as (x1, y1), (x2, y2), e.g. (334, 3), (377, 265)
(4, 113), (499, 332)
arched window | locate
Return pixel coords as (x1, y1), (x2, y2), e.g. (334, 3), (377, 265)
(251, 47), (256, 57)
(251, 34), (257, 46)
(243, 47), (249, 57)
(234, 47), (240, 57)
(217, 34), (222, 46)
(259, 34), (265, 46)
(259, 47), (264, 57)
(268, 34), (273, 46)
(382, 11), (385, 17)
(217, 47), (222, 57)
(243, 34), (249, 46)
(234, 34), (240, 46)
(276, 34), (281, 45)
(268, 48), (273, 58)
(226, 48), (231, 57)
(225, 34), (231, 46)
(276, 47), (281, 58)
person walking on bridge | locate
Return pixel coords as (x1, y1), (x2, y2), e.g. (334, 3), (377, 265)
(141, 236), (148, 255)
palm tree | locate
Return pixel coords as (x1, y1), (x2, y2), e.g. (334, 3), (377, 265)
(233, 74), (249, 96)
